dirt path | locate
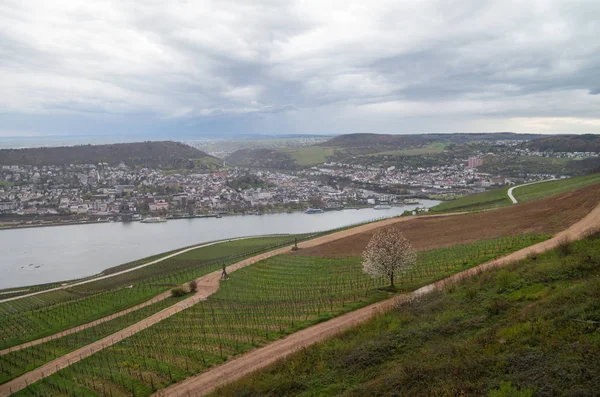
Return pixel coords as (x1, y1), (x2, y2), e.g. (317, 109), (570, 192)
(155, 202), (600, 397)
(1, 236), (283, 356)
(1, 214), (452, 396)
(0, 236), (261, 304)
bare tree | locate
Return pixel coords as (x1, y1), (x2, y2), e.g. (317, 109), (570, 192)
(362, 228), (417, 287)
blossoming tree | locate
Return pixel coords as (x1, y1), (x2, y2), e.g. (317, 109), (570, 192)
(362, 227), (417, 287)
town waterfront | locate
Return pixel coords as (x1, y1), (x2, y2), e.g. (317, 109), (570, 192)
(0, 201), (438, 289)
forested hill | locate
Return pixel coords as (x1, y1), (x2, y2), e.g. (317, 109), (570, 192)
(523, 134), (600, 152)
(0, 141), (222, 169)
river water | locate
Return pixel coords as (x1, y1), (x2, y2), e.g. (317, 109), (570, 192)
(0, 201), (438, 289)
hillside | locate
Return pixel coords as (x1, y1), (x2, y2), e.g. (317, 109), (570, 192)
(225, 148), (298, 169)
(324, 132), (545, 149)
(430, 173), (600, 213)
(295, 182), (600, 257)
(524, 134), (600, 152)
(214, 233), (600, 396)
(0, 141), (222, 169)
(226, 133), (549, 169)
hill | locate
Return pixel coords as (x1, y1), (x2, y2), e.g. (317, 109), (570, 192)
(0, 141), (222, 169)
(523, 134), (600, 152)
(214, 232), (600, 396)
(225, 148), (297, 169)
(324, 132), (545, 150)
(226, 133), (548, 169)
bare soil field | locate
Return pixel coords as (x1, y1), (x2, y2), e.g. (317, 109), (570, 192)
(294, 183), (600, 258)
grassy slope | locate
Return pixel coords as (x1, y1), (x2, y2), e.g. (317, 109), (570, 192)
(513, 173), (600, 203)
(431, 175), (600, 213)
(213, 233), (600, 397)
(430, 186), (511, 213)
(282, 146), (335, 166)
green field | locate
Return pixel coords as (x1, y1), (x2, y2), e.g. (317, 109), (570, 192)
(212, 232), (600, 397)
(512, 173), (600, 203)
(0, 236), (300, 351)
(370, 142), (448, 157)
(282, 146), (335, 166)
(430, 186), (511, 213)
(12, 234), (548, 396)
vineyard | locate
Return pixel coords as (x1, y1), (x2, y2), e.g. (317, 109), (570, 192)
(0, 235), (301, 351)
(0, 296), (188, 384)
(9, 233), (548, 396)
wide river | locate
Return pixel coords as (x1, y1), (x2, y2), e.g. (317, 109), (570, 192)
(0, 201), (438, 289)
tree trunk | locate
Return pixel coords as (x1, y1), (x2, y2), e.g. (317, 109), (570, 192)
(390, 272), (394, 288)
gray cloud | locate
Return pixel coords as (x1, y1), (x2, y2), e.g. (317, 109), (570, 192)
(1, 0), (600, 136)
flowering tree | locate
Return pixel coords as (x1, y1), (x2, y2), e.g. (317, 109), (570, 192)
(362, 228), (417, 287)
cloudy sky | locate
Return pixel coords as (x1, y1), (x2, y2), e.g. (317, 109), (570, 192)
(1, 0), (599, 137)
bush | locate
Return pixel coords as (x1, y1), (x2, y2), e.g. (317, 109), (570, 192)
(557, 237), (572, 257)
(188, 280), (198, 292)
(171, 287), (187, 297)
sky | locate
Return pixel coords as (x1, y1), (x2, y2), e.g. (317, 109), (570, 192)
(1, 0), (600, 138)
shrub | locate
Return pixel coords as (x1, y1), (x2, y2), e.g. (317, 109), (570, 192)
(188, 280), (198, 292)
(171, 287), (187, 297)
(557, 237), (572, 257)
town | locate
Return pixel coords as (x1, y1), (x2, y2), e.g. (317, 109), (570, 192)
(3, 141), (595, 228)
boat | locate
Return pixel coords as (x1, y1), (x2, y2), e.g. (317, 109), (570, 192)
(304, 208), (324, 214)
(140, 217), (167, 223)
(374, 204), (392, 210)
(403, 199), (420, 205)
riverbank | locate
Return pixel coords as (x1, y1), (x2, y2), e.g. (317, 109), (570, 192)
(0, 201), (439, 289)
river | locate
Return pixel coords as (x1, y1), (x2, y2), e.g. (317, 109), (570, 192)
(0, 201), (438, 289)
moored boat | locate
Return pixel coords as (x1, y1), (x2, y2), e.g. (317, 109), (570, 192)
(140, 217), (167, 223)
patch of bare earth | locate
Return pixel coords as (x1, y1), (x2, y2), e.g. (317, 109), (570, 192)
(293, 183), (600, 258)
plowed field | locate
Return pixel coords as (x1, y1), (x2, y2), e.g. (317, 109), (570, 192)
(294, 183), (600, 258)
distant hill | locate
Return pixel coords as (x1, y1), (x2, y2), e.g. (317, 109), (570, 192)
(226, 148), (297, 169)
(0, 141), (222, 169)
(523, 134), (600, 152)
(324, 132), (545, 150)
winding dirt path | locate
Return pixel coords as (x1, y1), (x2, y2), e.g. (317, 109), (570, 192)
(0, 214), (458, 396)
(155, 202), (600, 397)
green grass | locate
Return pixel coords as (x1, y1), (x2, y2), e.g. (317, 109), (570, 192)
(282, 146), (335, 166)
(512, 173), (600, 203)
(13, 234), (547, 397)
(369, 142), (448, 157)
(430, 186), (511, 213)
(211, 232), (600, 397)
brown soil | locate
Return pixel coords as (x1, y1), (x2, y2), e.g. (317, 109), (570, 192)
(154, 195), (600, 397)
(293, 183), (600, 258)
